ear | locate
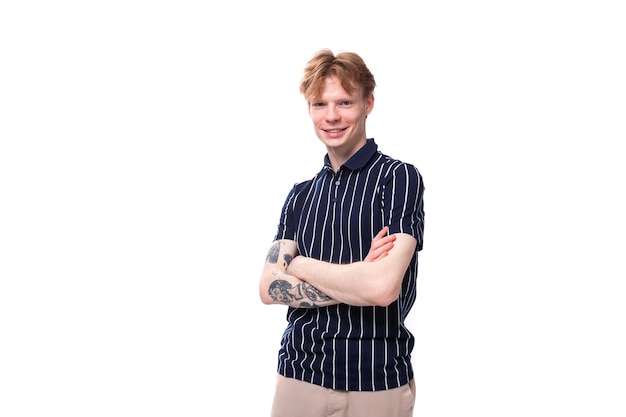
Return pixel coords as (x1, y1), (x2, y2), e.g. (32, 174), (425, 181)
(365, 93), (375, 115)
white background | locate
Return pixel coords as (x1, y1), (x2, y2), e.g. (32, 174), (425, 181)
(1, 1), (625, 416)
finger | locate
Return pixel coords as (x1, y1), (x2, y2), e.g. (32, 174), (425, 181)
(373, 235), (395, 250)
(370, 241), (394, 259)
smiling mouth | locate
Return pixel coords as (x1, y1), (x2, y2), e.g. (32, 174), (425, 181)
(324, 128), (347, 133)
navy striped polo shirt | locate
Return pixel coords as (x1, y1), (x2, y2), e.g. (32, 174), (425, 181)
(273, 138), (425, 391)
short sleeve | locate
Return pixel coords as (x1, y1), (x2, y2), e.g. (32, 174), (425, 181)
(381, 163), (425, 251)
(273, 183), (299, 241)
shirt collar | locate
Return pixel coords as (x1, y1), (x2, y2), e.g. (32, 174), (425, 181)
(323, 138), (378, 172)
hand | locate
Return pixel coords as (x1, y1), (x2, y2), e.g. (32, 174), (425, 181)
(364, 226), (396, 262)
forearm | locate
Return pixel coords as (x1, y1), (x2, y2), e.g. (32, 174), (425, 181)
(259, 240), (340, 308)
(286, 257), (380, 306)
(261, 269), (339, 308)
(287, 233), (418, 307)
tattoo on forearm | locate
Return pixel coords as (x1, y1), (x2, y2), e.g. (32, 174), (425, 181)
(266, 242), (281, 263)
(268, 279), (332, 307)
(266, 242), (294, 268)
(301, 283), (331, 302)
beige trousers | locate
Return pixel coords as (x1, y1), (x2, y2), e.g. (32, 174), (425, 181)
(270, 374), (415, 417)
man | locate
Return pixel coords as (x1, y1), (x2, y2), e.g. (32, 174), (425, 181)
(259, 49), (425, 417)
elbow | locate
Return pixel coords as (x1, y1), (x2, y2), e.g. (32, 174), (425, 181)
(363, 254), (412, 307)
(367, 279), (402, 307)
(372, 291), (400, 307)
(259, 291), (273, 305)
(259, 282), (272, 305)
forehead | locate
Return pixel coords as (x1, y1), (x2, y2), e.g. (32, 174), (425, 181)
(317, 76), (361, 99)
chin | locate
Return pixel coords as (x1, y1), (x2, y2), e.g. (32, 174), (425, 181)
(321, 138), (345, 149)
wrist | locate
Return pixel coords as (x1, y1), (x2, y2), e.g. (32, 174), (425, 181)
(286, 255), (302, 277)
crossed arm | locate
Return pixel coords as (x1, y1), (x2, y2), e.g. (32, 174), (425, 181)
(259, 227), (417, 308)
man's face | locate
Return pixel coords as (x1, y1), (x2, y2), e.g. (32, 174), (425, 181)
(308, 75), (373, 156)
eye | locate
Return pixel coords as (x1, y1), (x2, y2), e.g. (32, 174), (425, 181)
(339, 101), (352, 107)
(311, 102), (326, 108)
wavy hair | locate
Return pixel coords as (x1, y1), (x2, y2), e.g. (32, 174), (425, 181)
(299, 49), (376, 102)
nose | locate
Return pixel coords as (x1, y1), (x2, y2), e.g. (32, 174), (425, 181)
(325, 104), (340, 122)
